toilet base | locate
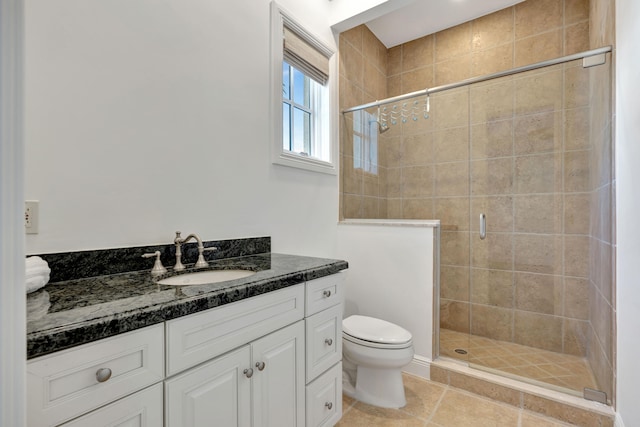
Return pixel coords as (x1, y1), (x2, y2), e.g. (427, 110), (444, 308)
(343, 366), (407, 409)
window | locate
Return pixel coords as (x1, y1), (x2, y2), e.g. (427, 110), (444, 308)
(270, 2), (336, 174)
(352, 110), (378, 175)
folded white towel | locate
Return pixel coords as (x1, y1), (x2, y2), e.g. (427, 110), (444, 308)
(26, 275), (47, 293)
(27, 289), (50, 319)
(26, 256), (48, 268)
(26, 265), (50, 279)
(25, 256), (51, 293)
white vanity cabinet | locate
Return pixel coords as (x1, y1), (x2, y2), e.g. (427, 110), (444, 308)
(27, 272), (345, 427)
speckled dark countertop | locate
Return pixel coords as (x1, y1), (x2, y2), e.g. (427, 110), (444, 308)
(26, 238), (348, 359)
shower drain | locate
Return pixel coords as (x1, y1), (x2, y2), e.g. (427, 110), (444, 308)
(454, 348), (468, 355)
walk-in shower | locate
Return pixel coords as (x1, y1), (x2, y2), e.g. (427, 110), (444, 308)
(341, 44), (614, 404)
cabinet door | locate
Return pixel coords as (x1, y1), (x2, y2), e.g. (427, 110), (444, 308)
(252, 321), (305, 427)
(60, 383), (163, 427)
(165, 346), (251, 427)
(305, 304), (342, 383)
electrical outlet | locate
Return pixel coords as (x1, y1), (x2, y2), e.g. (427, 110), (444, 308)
(25, 200), (39, 234)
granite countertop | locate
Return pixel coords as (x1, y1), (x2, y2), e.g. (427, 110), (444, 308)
(27, 252), (348, 360)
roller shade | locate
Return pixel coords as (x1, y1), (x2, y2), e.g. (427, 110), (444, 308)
(284, 26), (330, 84)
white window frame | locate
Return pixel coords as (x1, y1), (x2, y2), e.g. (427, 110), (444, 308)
(270, 2), (337, 175)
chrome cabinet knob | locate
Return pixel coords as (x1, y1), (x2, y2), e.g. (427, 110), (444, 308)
(325, 338), (333, 346)
(255, 361), (266, 371)
(323, 290), (332, 298)
(96, 368), (112, 383)
(325, 402), (333, 410)
(244, 368), (254, 378)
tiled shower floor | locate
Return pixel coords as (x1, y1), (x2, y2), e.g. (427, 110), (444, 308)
(439, 329), (597, 394)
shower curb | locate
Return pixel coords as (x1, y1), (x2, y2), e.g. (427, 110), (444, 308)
(429, 359), (615, 427)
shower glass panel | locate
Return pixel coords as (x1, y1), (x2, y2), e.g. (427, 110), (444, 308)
(465, 60), (596, 396)
(341, 53), (613, 401)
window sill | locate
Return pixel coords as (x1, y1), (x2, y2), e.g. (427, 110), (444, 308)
(273, 151), (337, 175)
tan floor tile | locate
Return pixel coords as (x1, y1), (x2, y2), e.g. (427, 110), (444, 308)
(515, 365), (554, 379)
(470, 356), (510, 369)
(338, 372), (609, 427)
(537, 363), (573, 376)
(469, 347), (498, 358)
(470, 336), (495, 347)
(521, 353), (554, 365)
(343, 393), (356, 413)
(521, 411), (575, 426)
(533, 376), (571, 389)
(488, 346), (516, 357)
(500, 354), (532, 366)
(402, 373), (447, 420)
(336, 401), (426, 427)
(430, 389), (520, 427)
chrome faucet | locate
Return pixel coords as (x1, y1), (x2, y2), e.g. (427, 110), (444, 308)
(173, 231), (216, 271)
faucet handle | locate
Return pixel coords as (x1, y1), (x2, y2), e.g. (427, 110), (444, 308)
(194, 247), (217, 269)
(142, 251), (168, 276)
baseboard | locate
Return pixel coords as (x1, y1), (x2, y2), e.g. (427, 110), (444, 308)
(615, 412), (626, 427)
(402, 355), (431, 379)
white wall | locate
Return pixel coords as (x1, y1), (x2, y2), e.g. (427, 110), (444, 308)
(24, 0), (339, 257)
(0, 0), (26, 424)
(337, 220), (439, 377)
(615, 0), (640, 425)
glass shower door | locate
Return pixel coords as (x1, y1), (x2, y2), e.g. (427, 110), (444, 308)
(465, 60), (603, 397)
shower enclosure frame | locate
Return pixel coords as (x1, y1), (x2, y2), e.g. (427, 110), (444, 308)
(342, 46), (611, 115)
(341, 45), (614, 402)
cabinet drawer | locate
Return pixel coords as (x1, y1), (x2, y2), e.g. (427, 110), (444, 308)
(305, 362), (342, 427)
(27, 324), (164, 427)
(60, 383), (163, 427)
(305, 273), (344, 316)
(306, 304), (342, 383)
(166, 284), (304, 376)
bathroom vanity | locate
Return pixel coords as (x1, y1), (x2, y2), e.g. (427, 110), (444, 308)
(26, 239), (347, 427)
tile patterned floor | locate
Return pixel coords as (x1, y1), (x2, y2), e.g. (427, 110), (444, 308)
(439, 329), (597, 394)
(336, 373), (580, 427)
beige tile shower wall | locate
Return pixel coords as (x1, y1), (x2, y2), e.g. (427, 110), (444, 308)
(588, 0), (615, 402)
(386, 0), (590, 97)
(340, 0), (599, 361)
(340, 25), (388, 219)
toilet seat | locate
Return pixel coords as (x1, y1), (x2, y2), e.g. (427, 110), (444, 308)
(343, 315), (413, 349)
(343, 332), (412, 349)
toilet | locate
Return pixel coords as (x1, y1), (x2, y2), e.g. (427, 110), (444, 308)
(342, 315), (414, 408)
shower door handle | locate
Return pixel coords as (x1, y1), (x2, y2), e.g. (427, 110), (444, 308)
(479, 213), (486, 240)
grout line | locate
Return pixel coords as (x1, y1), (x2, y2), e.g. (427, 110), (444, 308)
(424, 383), (449, 425)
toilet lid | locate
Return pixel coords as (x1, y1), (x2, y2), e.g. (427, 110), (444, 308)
(342, 315), (412, 345)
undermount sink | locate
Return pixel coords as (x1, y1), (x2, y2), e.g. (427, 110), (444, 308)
(157, 269), (256, 286)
